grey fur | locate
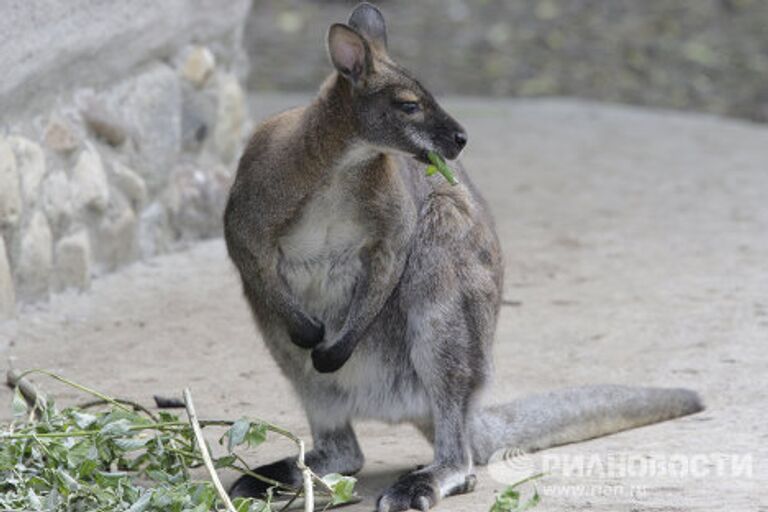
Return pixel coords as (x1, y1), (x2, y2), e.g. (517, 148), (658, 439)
(470, 385), (704, 464)
(223, 4), (703, 511)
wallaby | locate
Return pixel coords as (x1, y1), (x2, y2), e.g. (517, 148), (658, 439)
(223, 3), (703, 511)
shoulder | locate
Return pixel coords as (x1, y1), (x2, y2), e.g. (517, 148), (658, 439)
(238, 106), (306, 174)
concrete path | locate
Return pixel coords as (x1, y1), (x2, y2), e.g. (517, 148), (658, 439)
(2, 97), (766, 511)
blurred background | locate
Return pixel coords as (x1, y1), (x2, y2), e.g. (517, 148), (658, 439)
(247, 0), (768, 122)
(2, 0), (767, 316)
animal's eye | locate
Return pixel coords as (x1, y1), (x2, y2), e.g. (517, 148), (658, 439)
(396, 101), (421, 114)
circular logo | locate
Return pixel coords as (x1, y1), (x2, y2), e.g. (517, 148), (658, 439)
(487, 447), (537, 484)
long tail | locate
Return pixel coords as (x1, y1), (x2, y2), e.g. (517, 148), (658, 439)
(470, 385), (703, 464)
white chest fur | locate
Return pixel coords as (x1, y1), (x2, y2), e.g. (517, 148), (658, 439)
(278, 154), (372, 331)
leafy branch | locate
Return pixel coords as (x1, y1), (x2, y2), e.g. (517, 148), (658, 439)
(1, 369), (358, 512)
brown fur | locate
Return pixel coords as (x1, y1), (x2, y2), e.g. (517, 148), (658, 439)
(223, 4), (702, 511)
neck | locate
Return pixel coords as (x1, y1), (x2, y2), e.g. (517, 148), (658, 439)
(305, 74), (383, 170)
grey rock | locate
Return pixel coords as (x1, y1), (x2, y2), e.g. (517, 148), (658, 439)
(168, 162), (231, 239)
(54, 230), (92, 292)
(71, 146), (110, 213)
(181, 81), (216, 152)
(245, 0), (768, 124)
(9, 136), (46, 207)
(213, 73), (246, 163)
(111, 161), (148, 212)
(41, 170), (73, 234)
(1, 0), (250, 119)
(181, 46), (216, 87)
(117, 64), (182, 193)
(138, 201), (173, 258)
(17, 211), (53, 301)
(0, 137), (21, 229)
(80, 93), (128, 146)
(0, 237), (14, 319)
(44, 115), (80, 153)
(94, 201), (138, 272)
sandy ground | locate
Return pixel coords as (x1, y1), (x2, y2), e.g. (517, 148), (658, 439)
(1, 96), (767, 511)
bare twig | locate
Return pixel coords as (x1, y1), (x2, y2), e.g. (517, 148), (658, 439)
(296, 437), (314, 512)
(6, 369), (46, 410)
(9, 368), (132, 413)
(277, 489), (302, 512)
(5, 368), (337, 511)
(183, 388), (237, 512)
(79, 398), (159, 421)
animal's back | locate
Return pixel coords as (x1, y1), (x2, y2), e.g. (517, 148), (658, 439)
(228, 106), (308, 206)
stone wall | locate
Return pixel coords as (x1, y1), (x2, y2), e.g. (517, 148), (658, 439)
(0, 1), (252, 318)
(245, 0), (768, 123)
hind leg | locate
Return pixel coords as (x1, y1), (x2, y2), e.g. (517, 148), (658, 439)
(377, 198), (500, 511)
(377, 298), (486, 511)
(230, 421), (364, 498)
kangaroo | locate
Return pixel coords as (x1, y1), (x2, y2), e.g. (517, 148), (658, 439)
(223, 3), (703, 511)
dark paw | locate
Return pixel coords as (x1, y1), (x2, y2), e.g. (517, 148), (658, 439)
(377, 472), (438, 512)
(288, 315), (324, 349)
(311, 341), (354, 373)
(229, 459), (298, 499)
(229, 473), (271, 500)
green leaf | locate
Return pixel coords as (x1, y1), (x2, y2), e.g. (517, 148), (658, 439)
(521, 490), (541, 510)
(56, 468), (80, 492)
(78, 459), (99, 479)
(0, 374), (315, 512)
(100, 419), (133, 437)
(12, 387), (28, 417)
(425, 165), (438, 176)
(146, 469), (174, 483)
(226, 418), (251, 452)
(126, 490), (152, 512)
(26, 489), (43, 511)
(190, 483), (217, 508)
(321, 473), (357, 505)
(427, 151), (459, 186)
(72, 411), (98, 429)
(489, 474), (543, 512)
(233, 497), (254, 512)
(44, 488), (60, 510)
(245, 423), (268, 448)
(94, 470), (129, 489)
(214, 455), (237, 469)
(114, 437), (149, 451)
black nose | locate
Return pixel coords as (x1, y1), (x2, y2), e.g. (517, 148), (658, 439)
(454, 131), (467, 149)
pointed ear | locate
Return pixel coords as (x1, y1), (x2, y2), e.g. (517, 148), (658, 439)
(327, 23), (371, 85)
(348, 2), (388, 52)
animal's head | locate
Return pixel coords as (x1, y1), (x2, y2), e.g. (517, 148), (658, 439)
(326, 2), (467, 162)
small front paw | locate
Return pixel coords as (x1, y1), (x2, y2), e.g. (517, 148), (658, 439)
(288, 315), (325, 349)
(311, 339), (354, 373)
(377, 472), (439, 512)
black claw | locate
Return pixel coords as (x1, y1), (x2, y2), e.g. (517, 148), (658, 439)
(288, 315), (325, 349)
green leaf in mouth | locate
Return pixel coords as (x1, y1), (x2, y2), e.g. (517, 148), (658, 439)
(426, 151), (459, 185)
